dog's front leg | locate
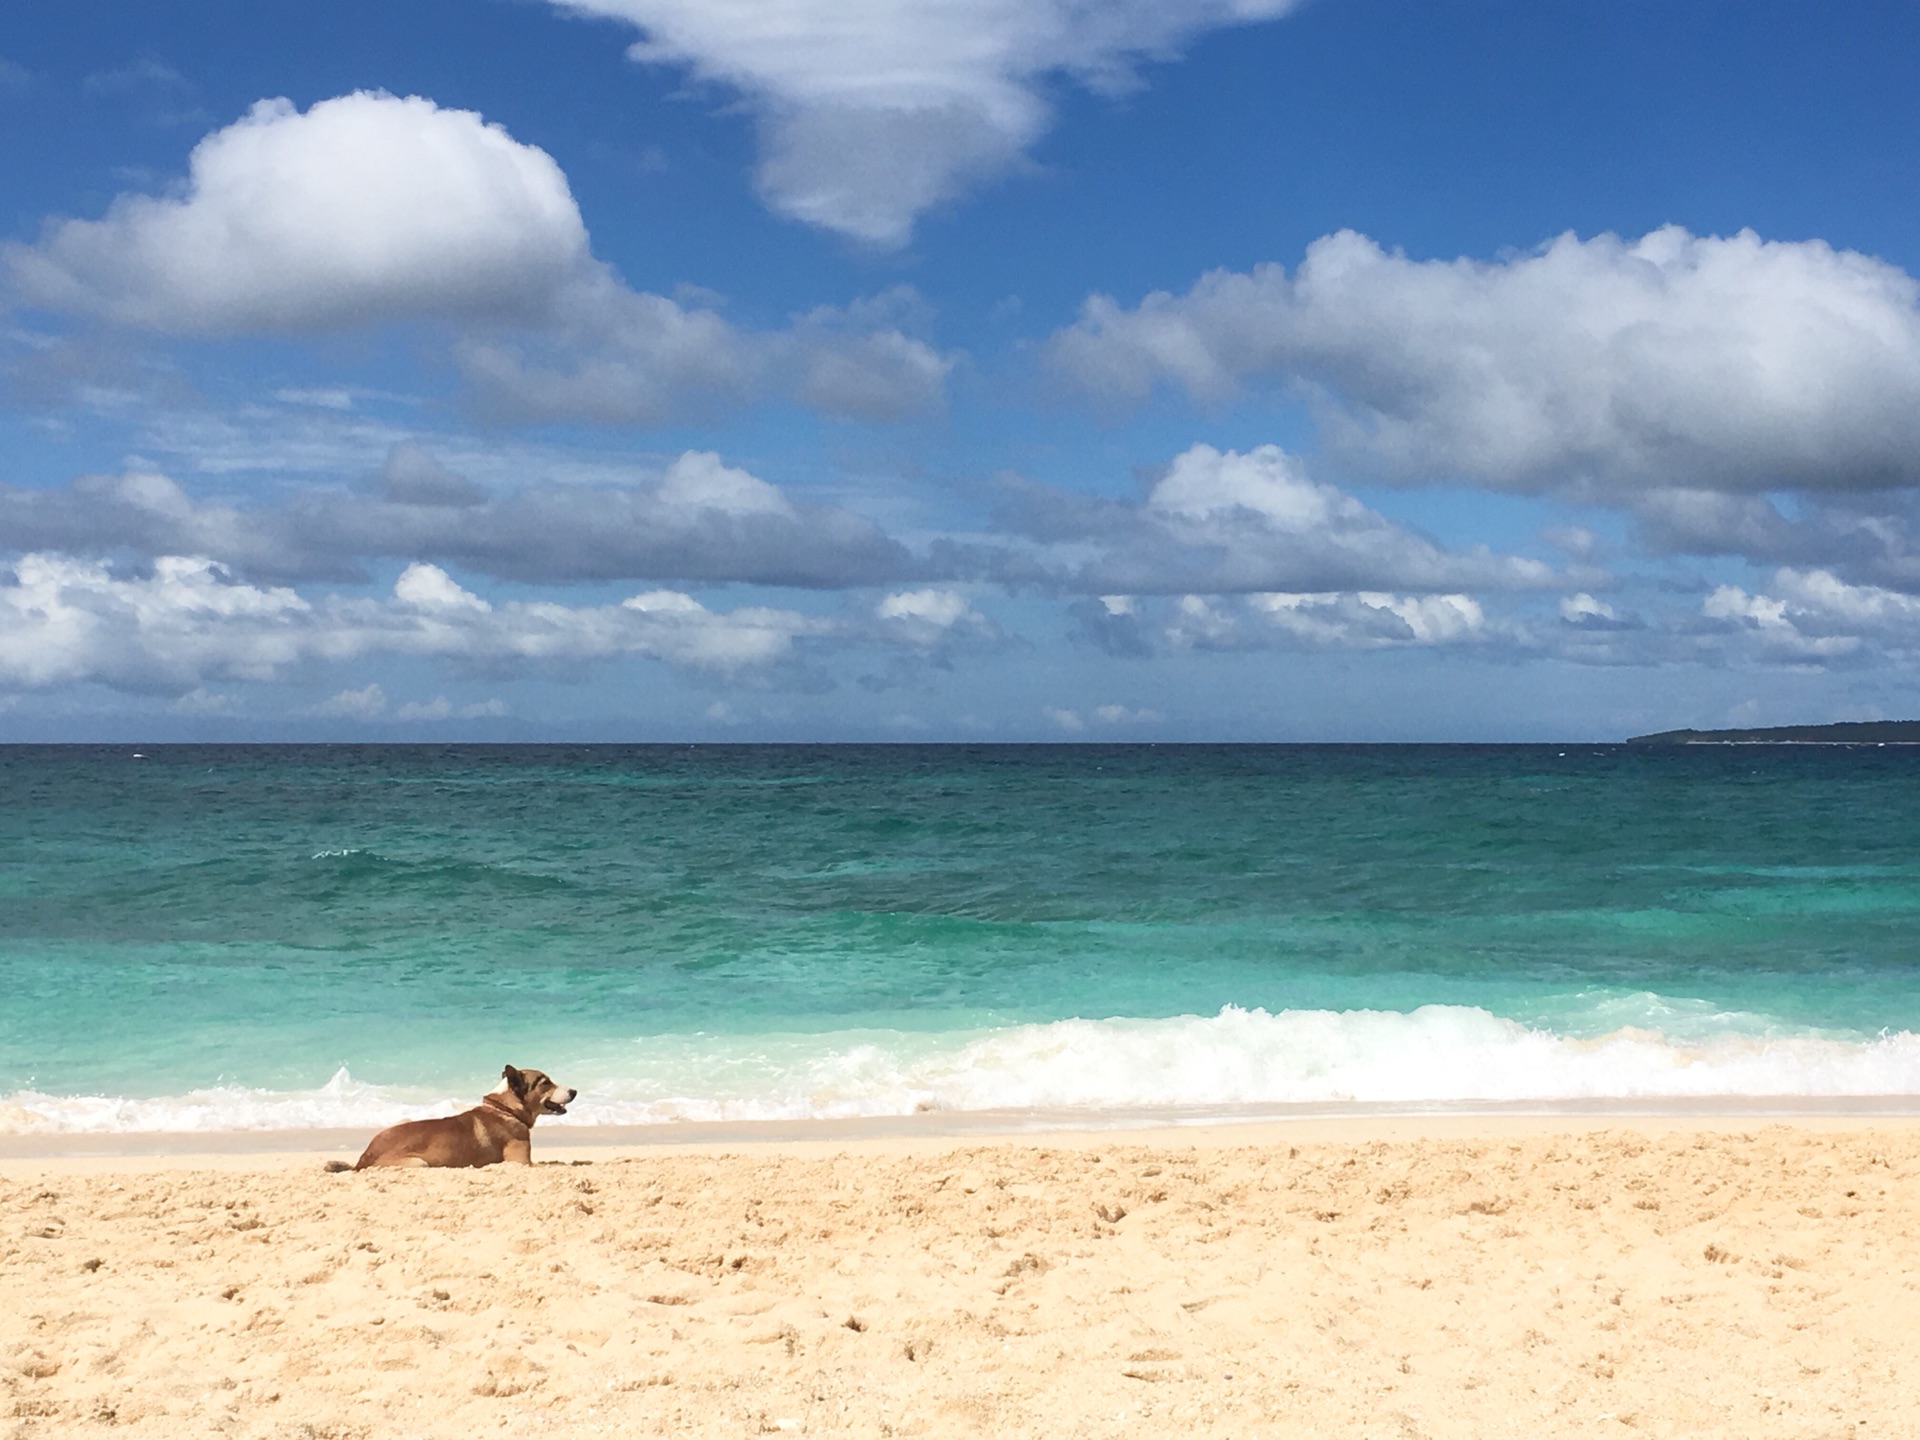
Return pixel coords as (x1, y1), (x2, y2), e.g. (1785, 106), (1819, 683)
(501, 1138), (532, 1165)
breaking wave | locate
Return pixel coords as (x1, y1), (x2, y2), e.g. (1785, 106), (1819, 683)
(8, 1003), (1920, 1134)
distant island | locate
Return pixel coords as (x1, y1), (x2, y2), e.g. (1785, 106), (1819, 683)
(1628, 721), (1920, 745)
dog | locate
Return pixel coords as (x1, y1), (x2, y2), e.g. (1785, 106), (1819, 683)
(341, 1065), (577, 1170)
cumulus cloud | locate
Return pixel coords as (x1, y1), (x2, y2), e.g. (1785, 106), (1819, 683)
(1049, 227), (1920, 498)
(1152, 589), (1499, 654)
(1068, 585), (1517, 658)
(315, 682), (387, 718)
(0, 441), (1633, 681)
(1558, 593), (1636, 632)
(1517, 566), (1920, 672)
(864, 586), (1002, 673)
(0, 554), (316, 692)
(6, 93), (955, 421)
(1702, 568), (1920, 665)
(1071, 583), (1752, 667)
(1001, 443), (1563, 596)
(551, 0), (1300, 245)
(1246, 591), (1488, 649)
(0, 554), (836, 695)
(7, 93), (589, 332)
(875, 587), (980, 635)
(0, 449), (920, 588)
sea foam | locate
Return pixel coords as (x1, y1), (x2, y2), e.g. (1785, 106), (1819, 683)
(7, 1003), (1920, 1134)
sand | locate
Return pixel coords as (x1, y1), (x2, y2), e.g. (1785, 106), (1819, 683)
(4, 1118), (1919, 1438)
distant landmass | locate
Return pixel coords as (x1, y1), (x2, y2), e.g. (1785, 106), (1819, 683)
(1628, 721), (1920, 745)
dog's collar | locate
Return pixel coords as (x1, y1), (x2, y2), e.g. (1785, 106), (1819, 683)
(480, 1093), (530, 1122)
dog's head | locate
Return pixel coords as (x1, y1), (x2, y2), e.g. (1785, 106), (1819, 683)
(498, 1064), (577, 1121)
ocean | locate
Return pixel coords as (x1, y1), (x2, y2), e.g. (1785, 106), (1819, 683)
(5, 742), (1920, 1135)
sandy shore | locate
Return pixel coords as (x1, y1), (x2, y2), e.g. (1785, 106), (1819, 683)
(5, 1117), (1918, 1438)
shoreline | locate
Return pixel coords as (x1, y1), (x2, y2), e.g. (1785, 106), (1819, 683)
(9, 1094), (1920, 1172)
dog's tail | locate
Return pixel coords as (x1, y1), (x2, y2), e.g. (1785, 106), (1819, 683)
(322, 1159), (353, 1173)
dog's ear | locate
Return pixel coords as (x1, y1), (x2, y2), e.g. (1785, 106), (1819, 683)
(502, 1065), (526, 1097)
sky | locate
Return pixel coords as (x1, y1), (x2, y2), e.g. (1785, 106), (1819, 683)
(3, 0), (1920, 742)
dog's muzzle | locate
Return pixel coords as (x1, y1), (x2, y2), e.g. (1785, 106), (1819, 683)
(543, 1088), (577, 1115)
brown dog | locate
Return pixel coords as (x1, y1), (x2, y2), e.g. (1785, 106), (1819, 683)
(347, 1065), (577, 1170)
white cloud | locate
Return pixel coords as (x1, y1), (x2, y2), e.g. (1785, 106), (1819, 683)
(1092, 702), (1159, 724)
(1049, 227), (1920, 497)
(1045, 443), (1562, 595)
(0, 554), (313, 692)
(877, 587), (972, 627)
(1084, 586), (1505, 657)
(1244, 591), (1488, 649)
(1043, 704), (1086, 732)
(315, 682), (387, 718)
(393, 561), (491, 613)
(7, 93), (589, 333)
(871, 587), (999, 661)
(6, 93), (956, 420)
(1771, 568), (1920, 628)
(1146, 441), (1355, 525)
(1161, 594), (1236, 649)
(655, 450), (794, 518)
(550, 0), (1300, 245)
(0, 451), (919, 588)
(0, 552), (840, 694)
(1702, 568), (1920, 664)
(1703, 584), (1790, 629)
(1556, 592), (1638, 633)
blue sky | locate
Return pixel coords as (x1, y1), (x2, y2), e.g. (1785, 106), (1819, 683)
(3, 0), (1920, 740)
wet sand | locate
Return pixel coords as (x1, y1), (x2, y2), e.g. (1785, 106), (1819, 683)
(4, 1116), (1918, 1437)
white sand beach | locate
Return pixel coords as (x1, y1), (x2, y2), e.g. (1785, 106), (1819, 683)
(4, 1116), (1918, 1438)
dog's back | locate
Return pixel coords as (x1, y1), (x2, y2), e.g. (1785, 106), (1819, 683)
(350, 1066), (576, 1170)
(352, 1109), (510, 1169)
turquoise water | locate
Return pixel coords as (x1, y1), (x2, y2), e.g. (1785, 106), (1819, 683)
(6, 743), (1920, 1131)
